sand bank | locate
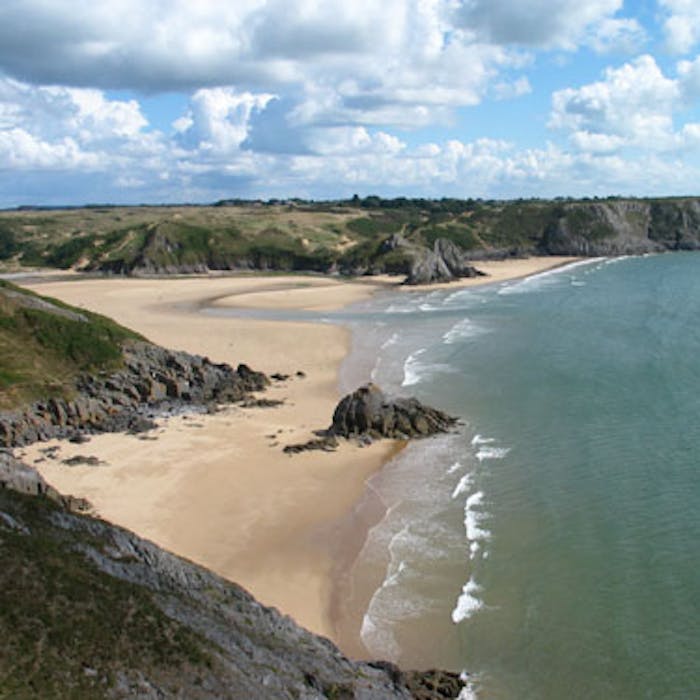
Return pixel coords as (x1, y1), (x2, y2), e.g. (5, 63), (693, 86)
(19, 257), (577, 644)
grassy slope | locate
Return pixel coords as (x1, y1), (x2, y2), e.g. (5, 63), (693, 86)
(0, 490), (213, 700)
(0, 196), (697, 275)
(0, 281), (143, 409)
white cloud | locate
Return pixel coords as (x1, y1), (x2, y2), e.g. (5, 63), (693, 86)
(549, 56), (682, 151)
(491, 76), (532, 100)
(0, 128), (97, 170)
(454, 0), (627, 50)
(659, 0), (700, 53)
(588, 17), (646, 54)
(0, 76), (153, 172)
(174, 88), (275, 153)
(676, 55), (700, 99)
(0, 0), (630, 135)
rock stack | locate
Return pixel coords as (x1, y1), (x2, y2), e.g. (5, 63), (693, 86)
(330, 383), (458, 439)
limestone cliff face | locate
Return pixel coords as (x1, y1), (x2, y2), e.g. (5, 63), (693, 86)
(0, 453), (464, 699)
(538, 199), (700, 256)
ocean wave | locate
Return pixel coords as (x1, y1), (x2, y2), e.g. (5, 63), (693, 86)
(447, 461), (463, 475)
(402, 349), (426, 386)
(498, 258), (606, 296)
(464, 491), (490, 543)
(458, 672), (481, 700)
(476, 446), (510, 462)
(360, 612), (401, 661)
(402, 350), (454, 387)
(451, 577), (483, 623)
(385, 302), (418, 314)
(442, 317), (486, 344)
(380, 332), (401, 350)
(451, 473), (474, 499)
(470, 434), (495, 446)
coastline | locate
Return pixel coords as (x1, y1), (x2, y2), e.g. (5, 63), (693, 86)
(18, 256), (578, 651)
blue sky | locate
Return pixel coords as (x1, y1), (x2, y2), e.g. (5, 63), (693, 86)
(1, 0), (700, 206)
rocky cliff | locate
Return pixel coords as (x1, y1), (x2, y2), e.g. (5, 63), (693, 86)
(0, 453), (465, 698)
(6, 197), (700, 284)
(0, 341), (269, 447)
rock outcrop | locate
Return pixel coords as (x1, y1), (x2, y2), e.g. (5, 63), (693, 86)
(0, 456), (465, 698)
(330, 383), (458, 439)
(0, 450), (90, 512)
(0, 341), (269, 447)
(405, 238), (485, 285)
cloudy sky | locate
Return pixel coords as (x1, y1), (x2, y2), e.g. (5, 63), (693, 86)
(1, 0), (700, 206)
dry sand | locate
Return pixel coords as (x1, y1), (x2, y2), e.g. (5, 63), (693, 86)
(19, 257), (578, 645)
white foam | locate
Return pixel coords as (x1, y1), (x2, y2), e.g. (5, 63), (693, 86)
(458, 672), (480, 700)
(383, 560), (407, 588)
(447, 461), (463, 475)
(385, 303), (415, 314)
(402, 349), (453, 387)
(451, 577), (483, 623)
(360, 612), (401, 661)
(464, 491), (490, 542)
(469, 541), (481, 560)
(443, 318), (486, 344)
(402, 349), (426, 386)
(498, 258), (606, 296)
(451, 473), (474, 499)
(470, 434), (495, 446)
(380, 332), (400, 350)
(476, 446), (510, 462)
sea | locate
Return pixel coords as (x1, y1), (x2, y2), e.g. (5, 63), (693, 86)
(329, 253), (700, 699)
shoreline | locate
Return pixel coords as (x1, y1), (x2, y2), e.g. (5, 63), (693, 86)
(18, 255), (579, 652)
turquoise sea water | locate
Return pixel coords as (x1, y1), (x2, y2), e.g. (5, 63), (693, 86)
(335, 254), (700, 699)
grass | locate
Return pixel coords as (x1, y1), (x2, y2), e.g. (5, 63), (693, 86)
(0, 490), (212, 699)
(0, 281), (143, 408)
(0, 196), (693, 275)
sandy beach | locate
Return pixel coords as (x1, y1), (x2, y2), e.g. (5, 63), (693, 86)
(18, 256), (577, 646)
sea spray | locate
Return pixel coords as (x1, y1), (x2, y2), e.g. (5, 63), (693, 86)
(452, 577), (483, 623)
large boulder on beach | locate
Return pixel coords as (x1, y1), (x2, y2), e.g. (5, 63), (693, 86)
(330, 383), (458, 439)
(405, 238), (484, 285)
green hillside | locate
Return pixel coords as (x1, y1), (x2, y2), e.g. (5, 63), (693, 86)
(1, 196), (700, 277)
(0, 281), (142, 409)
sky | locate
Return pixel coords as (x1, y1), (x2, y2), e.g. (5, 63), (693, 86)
(2, 0), (700, 206)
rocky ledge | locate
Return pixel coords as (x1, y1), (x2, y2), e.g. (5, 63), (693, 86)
(0, 454), (465, 698)
(0, 340), (269, 447)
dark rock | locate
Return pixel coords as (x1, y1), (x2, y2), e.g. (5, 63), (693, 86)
(270, 372), (290, 381)
(241, 398), (285, 408)
(126, 415), (157, 434)
(0, 454), (466, 698)
(296, 370), (306, 378)
(0, 341), (270, 448)
(403, 669), (467, 699)
(283, 435), (339, 454)
(330, 383), (458, 439)
(62, 455), (101, 467)
(405, 238), (485, 285)
(68, 433), (90, 444)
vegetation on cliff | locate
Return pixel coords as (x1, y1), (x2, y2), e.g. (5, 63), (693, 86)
(2, 196), (700, 280)
(0, 281), (143, 408)
(0, 469), (464, 699)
